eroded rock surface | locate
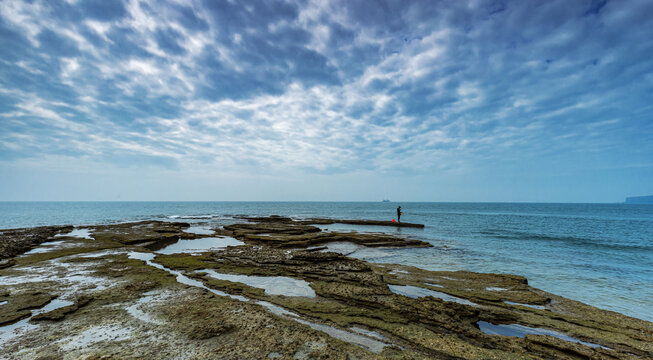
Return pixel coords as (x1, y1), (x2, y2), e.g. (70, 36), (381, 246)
(220, 216), (431, 248)
(91, 220), (198, 249)
(0, 225), (73, 259)
(0, 218), (650, 359)
(305, 218), (425, 228)
(0, 290), (55, 325)
(155, 247), (652, 359)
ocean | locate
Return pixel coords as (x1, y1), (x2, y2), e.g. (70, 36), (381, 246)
(1, 201), (651, 322)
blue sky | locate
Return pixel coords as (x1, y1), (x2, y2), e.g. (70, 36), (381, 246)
(0, 0), (652, 202)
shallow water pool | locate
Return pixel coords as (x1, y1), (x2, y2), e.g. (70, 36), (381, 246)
(504, 301), (546, 310)
(183, 226), (215, 235)
(310, 241), (393, 259)
(477, 321), (608, 349)
(56, 228), (93, 239)
(388, 284), (477, 306)
(0, 298), (74, 345)
(156, 237), (243, 254)
(199, 269), (316, 297)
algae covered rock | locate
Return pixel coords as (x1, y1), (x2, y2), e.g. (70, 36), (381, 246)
(221, 216), (431, 249)
(0, 217), (651, 359)
(0, 258), (15, 269)
(305, 218), (425, 228)
(0, 291), (55, 325)
(0, 225), (74, 259)
(30, 295), (93, 322)
(91, 220), (195, 249)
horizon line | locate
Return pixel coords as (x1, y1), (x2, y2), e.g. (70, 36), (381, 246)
(0, 200), (636, 204)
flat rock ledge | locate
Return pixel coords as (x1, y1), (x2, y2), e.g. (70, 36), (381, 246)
(236, 215), (425, 228)
(0, 218), (651, 359)
(305, 218), (425, 228)
(221, 216), (431, 248)
(0, 225), (73, 259)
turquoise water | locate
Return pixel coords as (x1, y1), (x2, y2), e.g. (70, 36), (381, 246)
(1, 201), (651, 322)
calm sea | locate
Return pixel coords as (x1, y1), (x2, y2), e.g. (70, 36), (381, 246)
(1, 201), (651, 322)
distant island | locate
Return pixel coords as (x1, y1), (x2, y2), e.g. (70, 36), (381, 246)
(625, 195), (653, 204)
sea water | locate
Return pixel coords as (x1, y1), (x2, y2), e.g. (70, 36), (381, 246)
(0, 201), (651, 322)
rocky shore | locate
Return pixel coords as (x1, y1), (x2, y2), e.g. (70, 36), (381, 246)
(0, 216), (651, 359)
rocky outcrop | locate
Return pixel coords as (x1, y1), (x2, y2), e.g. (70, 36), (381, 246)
(0, 259), (15, 268)
(223, 221), (322, 236)
(30, 296), (93, 322)
(0, 291), (55, 325)
(0, 217), (651, 359)
(91, 220), (196, 250)
(155, 246), (653, 359)
(233, 214), (426, 228)
(0, 225), (73, 259)
(220, 216), (431, 248)
(305, 218), (425, 228)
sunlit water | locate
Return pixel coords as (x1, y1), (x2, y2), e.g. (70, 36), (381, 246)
(1, 201), (651, 322)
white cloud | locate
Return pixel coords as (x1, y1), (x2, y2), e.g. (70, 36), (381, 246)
(0, 0), (652, 194)
(60, 58), (80, 78)
(85, 20), (113, 43)
(0, 0), (45, 46)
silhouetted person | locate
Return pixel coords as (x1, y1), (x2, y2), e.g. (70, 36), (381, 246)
(397, 206), (402, 223)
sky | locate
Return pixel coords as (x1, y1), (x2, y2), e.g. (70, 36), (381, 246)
(0, 0), (652, 202)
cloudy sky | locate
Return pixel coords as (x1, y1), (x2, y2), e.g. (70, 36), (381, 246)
(1, 0), (652, 202)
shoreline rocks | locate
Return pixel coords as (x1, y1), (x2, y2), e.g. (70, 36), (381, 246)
(0, 225), (74, 259)
(0, 218), (651, 359)
(305, 218), (425, 228)
(220, 216), (432, 248)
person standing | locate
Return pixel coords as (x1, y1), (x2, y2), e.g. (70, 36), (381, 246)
(397, 206), (402, 223)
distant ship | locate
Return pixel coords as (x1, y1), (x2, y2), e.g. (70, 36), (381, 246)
(382, 199), (390, 202)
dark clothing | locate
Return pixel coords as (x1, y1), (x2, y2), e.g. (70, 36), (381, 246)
(397, 207), (401, 222)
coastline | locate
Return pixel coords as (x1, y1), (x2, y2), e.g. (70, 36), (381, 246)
(1, 217), (651, 359)
(2, 201), (651, 323)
